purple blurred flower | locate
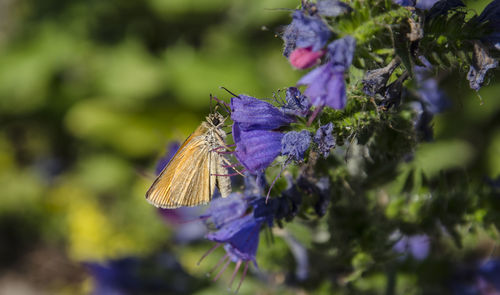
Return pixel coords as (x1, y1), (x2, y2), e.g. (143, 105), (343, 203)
(281, 130), (311, 161)
(393, 0), (416, 6)
(479, 260), (500, 292)
(393, 0), (464, 12)
(281, 87), (311, 117)
(298, 65), (346, 121)
(393, 234), (430, 260)
(200, 193), (247, 229)
(314, 123), (335, 158)
(159, 207), (206, 244)
(451, 259), (500, 295)
(198, 190), (273, 293)
(155, 142), (180, 175)
(206, 214), (261, 263)
(282, 10), (332, 57)
(327, 36), (356, 71)
(230, 95), (294, 131)
(415, 0), (435, 9)
(233, 123), (284, 173)
(414, 58), (450, 113)
(416, 78), (450, 113)
(85, 255), (200, 295)
(316, 0), (352, 17)
(298, 36), (355, 124)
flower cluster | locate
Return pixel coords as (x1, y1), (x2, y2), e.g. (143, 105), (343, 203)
(150, 0), (500, 292)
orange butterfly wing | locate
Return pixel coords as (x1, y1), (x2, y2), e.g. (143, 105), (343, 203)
(146, 124), (213, 208)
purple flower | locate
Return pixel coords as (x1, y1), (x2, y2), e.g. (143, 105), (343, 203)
(298, 64), (346, 116)
(155, 142), (180, 175)
(393, 0), (464, 12)
(416, 78), (450, 113)
(206, 214), (261, 262)
(327, 36), (356, 72)
(198, 191), (272, 293)
(393, 0), (416, 6)
(392, 234), (430, 261)
(451, 259), (500, 295)
(414, 57), (450, 113)
(281, 87), (311, 117)
(233, 123), (284, 173)
(85, 255), (199, 294)
(298, 36), (355, 124)
(230, 95), (294, 131)
(159, 207), (206, 244)
(282, 10), (332, 57)
(478, 260), (500, 291)
(200, 193), (247, 228)
(314, 123), (335, 157)
(316, 0), (352, 17)
(281, 130), (311, 161)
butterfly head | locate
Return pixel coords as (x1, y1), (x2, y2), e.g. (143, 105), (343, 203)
(207, 112), (225, 128)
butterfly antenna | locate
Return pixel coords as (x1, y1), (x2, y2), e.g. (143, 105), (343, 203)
(219, 86), (240, 98)
(210, 94), (213, 113)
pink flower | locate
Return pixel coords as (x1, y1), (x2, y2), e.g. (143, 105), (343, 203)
(289, 47), (325, 69)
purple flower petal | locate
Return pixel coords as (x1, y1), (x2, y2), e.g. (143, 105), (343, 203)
(201, 193), (247, 228)
(233, 123), (284, 173)
(282, 10), (332, 56)
(155, 142), (180, 175)
(324, 71), (346, 109)
(316, 0), (352, 17)
(230, 95), (295, 131)
(327, 36), (356, 72)
(281, 87), (311, 117)
(281, 130), (311, 161)
(314, 123), (335, 157)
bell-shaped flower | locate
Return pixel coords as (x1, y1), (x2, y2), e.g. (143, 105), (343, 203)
(233, 123), (284, 174)
(297, 36), (355, 124)
(198, 187), (273, 294)
(298, 64), (346, 115)
(282, 10), (332, 57)
(230, 95), (295, 131)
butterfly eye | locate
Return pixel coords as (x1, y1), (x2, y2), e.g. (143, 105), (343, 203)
(212, 117), (220, 126)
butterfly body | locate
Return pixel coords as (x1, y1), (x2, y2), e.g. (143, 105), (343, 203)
(146, 113), (231, 208)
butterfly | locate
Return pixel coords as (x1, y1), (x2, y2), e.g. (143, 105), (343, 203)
(146, 112), (232, 208)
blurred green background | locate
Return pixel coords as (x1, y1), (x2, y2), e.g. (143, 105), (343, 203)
(0, 0), (499, 294)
